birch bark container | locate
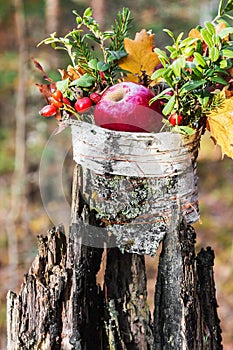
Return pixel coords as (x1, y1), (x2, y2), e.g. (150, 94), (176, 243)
(70, 120), (201, 255)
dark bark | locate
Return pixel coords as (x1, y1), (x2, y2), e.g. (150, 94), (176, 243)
(154, 213), (198, 350)
(7, 165), (222, 350)
(196, 247), (223, 350)
(7, 226), (68, 349)
(70, 165), (153, 349)
(154, 215), (222, 350)
(104, 249), (154, 349)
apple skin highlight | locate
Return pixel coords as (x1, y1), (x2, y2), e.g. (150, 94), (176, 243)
(94, 82), (163, 132)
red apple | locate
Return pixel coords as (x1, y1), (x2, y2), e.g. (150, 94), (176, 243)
(94, 82), (163, 132)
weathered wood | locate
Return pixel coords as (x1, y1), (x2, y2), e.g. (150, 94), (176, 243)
(154, 216), (222, 350)
(7, 226), (68, 349)
(154, 216), (198, 349)
(70, 164), (154, 349)
(196, 247), (223, 350)
(7, 227), (105, 350)
(7, 163), (223, 350)
(104, 249), (154, 349)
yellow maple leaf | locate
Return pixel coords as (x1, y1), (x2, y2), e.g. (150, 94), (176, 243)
(119, 29), (160, 81)
(207, 97), (233, 159)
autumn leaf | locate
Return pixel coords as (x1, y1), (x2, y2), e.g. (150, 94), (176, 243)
(58, 65), (85, 81)
(207, 97), (233, 159)
(215, 21), (227, 34)
(119, 29), (160, 82)
(188, 28), (202, 40)
(35, 83), (56, 101)
(189, 22), (227, 39)
(32, 58), (54, 83)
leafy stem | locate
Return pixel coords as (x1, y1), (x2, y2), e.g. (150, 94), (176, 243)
(38, 7), (132, 88)
(213, 0), (233, 22)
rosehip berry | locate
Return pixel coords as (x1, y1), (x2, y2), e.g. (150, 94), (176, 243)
(168, 113), (183, 126)
(89, 92), (101, 104)
(62, 97), (71, 106)
(52, 89), (63, 101)
(74, 97), (92, 113)
(50, 96), (63, 108)
(40, 104), (57, 117)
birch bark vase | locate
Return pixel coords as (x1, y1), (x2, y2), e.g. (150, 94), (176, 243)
(70, 120), (202, 255)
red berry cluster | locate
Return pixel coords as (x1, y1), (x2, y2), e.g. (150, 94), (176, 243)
(39, 89), (71, 119)
(74, 93), (101, 113)
(39, 88), (101, 120)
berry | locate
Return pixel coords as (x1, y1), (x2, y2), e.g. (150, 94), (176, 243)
(40, 104), (57, 117)
(89, 92), (101, 104)
(74, 97), (92, 113)
(50, 96), (63, 108)
(168, 113), (183, 126)
(52, 89), (63, 101)
(62, 97), (71, 106)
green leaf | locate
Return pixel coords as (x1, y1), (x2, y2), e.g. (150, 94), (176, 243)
(173, 125), (195, 135)
(151, 68), (168, 80)
(170, 51), (179, 60)
(212, 34), (220, 46)
(75, 15), (83, 26)
(107, 50), (127, 61)
(192, 67), (204, 78)
(103, 31), (114, 39)
(225, 0), (233, 12)
(88, 59), (98, 70)
(201, 96), (210, 108)
(70, 73), (95, 87)
(56, 78), (69, 92)
(176, 32), (184, 44)
(193, 52), (206, 67)
(166, 45), (177, 53)
(183, 47), (195, 57)
(163, 68), (174, 87)
(97, 62), (110, 71)
(221, 48), (233, 58)
(200, 28), (213, 47)
(217, 27), (233, 38)
(153, 48), (170, 63)
(163, 28), (176, 42)
(196, 39), (204, 54)
(83, 7), (92, 17)
(149, 87), (173, 102)
(179, 79), (207, 94)
(209, 46), (220, 61)
(162, 94), (176, 116)
(209, 75), (228, 85)
(84, 33), (101, 44)
(204, 21), (215, 35)
(171, 56), (186, 76)
(179, 37), (198, 48)
(220, 59), (229, 68)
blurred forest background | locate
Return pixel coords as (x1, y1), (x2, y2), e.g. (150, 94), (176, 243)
(0, 0), (232, 348)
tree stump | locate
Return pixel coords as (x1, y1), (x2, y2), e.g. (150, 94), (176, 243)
(7, 164), (222, 349)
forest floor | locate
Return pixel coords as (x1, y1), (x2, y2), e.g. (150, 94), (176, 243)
(0, 132), (232, 349)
